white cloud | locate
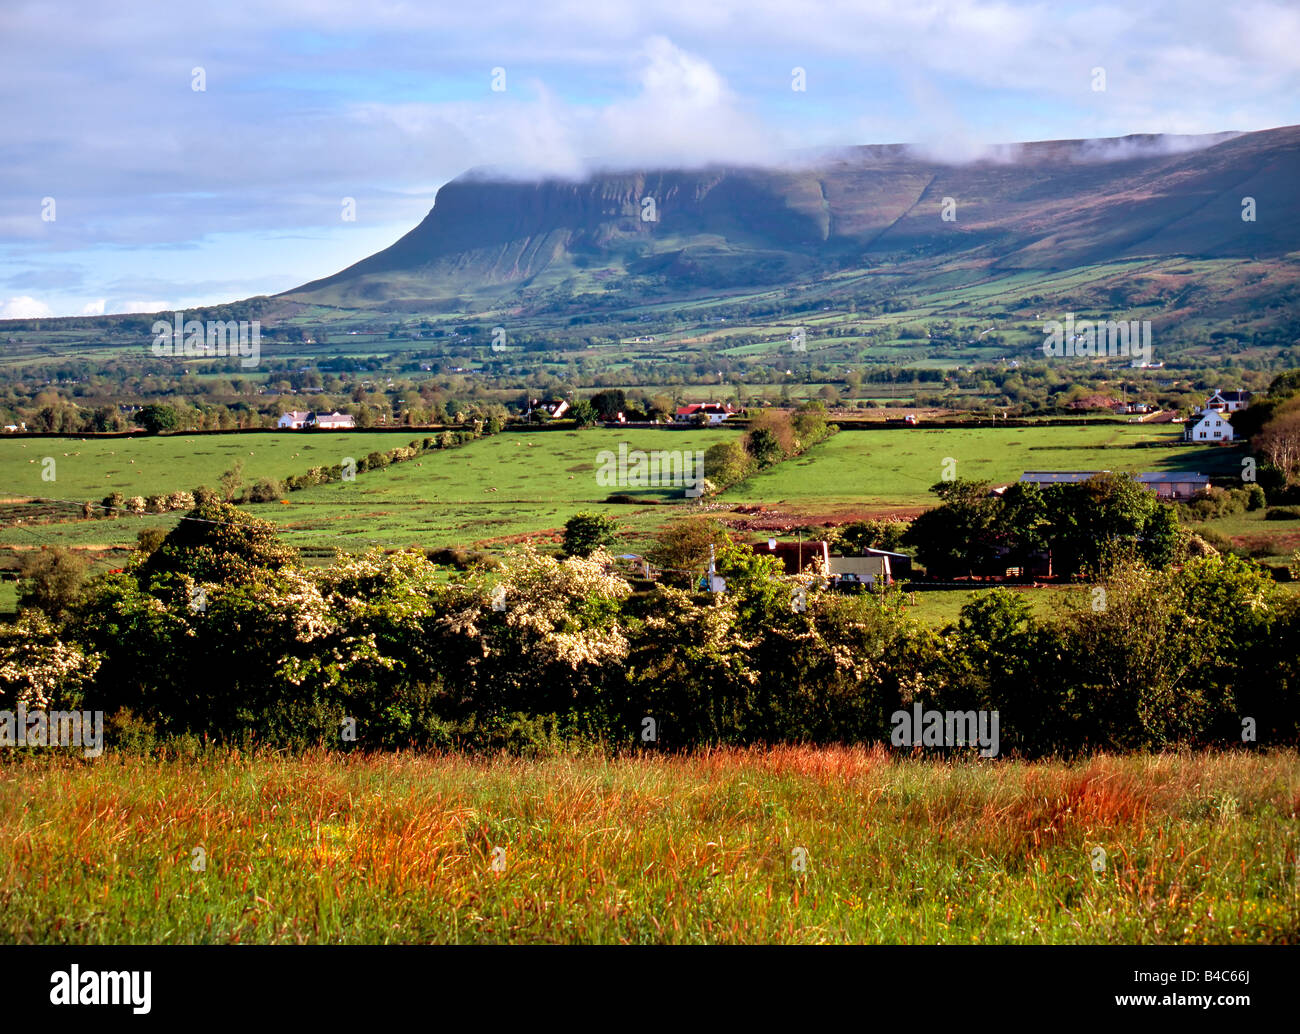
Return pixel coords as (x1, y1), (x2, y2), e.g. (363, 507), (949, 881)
(80, 298), (106, 315)
(591, 36), (775, 169)
(1, 296), (53, 319)
(120, 300), (171, 314)
(351, 38), (777, 179)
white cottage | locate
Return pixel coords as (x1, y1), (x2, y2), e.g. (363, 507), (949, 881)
(1184, 410), (1233, 443)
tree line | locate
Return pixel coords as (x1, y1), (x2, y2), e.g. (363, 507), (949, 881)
(3, 500), (1296, 757)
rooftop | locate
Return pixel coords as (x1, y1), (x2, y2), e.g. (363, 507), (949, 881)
(1019, 470), (1209, 485)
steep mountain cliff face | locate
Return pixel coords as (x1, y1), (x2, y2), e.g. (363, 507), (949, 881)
(285, 126), (1300, 310)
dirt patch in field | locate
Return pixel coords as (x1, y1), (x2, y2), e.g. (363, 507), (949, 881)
(826, 407), (951, 422)
(1235, 531), (1300, 556)
(480, 528), (564, 547)
(1, 543), (132, 552)
(722, 503), (922, 532)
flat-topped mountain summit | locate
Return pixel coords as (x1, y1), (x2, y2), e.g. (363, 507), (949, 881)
(284, 126), (1300, 313)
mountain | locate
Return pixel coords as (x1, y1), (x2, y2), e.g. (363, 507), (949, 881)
(284, 126), (1300, 316)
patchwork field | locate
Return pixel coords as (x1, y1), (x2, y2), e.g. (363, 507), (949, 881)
(1, 748), (1295, 945)
(0, 422), (1258, 563)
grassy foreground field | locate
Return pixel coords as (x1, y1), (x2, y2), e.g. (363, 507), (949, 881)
(1, 748), (1296, 944)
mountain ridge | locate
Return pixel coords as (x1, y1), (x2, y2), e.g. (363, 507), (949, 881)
(283, 126), (1300, 314)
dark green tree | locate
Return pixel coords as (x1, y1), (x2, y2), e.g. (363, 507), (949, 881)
(137, 404), (178, 434)
(905, 479), (999, 577)
(563, 511), (619, 558)
(746, 428), (784, 469)
(590, 390), (626, 421)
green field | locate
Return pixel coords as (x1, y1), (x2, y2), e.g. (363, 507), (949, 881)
(0, 428), (731, 555)
(907, 586), (1089, 626)
(720, 423), (1242, 511)
(1198, 508), (1300, 564)
(0, 424), (1254, 556)
(250, 427), (726, 551)
(2, 748), (1295, 944)
(0, 431), (436, 500)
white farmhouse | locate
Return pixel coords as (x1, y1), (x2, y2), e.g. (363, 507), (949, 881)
(1204, 389), (1252, 413)
(1184, 410), (1233, 443)
(278, 410), (312, 429)
(313, 411), (355, 429)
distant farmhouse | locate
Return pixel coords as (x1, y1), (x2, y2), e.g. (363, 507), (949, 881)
(1173, 388), (1248, 443)
(827, 554), (894, 588)
(1018, 470), (1211, 501)
(748, 539), (906, 587)
(855, 547), (911, 581)
(751, 539), (829, 575)
(1204, 389), (1252, 413)
(674, 403), (735, 425)
(277, 410), (355, 430)
(527, 398), (569, 419)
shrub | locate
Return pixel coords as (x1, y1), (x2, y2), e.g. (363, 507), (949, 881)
(425, 547), (499, 570)
(563, 512), (619, 557)
(136, 527), (168, 555)
(703, 440), (754, 488)
(247, 478), (284, 503)
(1193, 528), (1235, 552)
(1180, 486), (1249, 523)
(17, 548), (90, 620)
(1183, 532), (1220, 557)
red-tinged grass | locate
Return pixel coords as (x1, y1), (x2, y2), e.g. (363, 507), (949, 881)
(0, 747), (1296, 945)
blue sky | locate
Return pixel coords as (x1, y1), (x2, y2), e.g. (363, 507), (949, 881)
(1, 0), (1297, 317)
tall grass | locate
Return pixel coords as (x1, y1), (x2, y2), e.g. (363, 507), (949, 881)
(1, 747), (1296, 944)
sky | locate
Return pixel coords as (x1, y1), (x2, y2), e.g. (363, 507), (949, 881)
(1, 0), (1297, 318)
